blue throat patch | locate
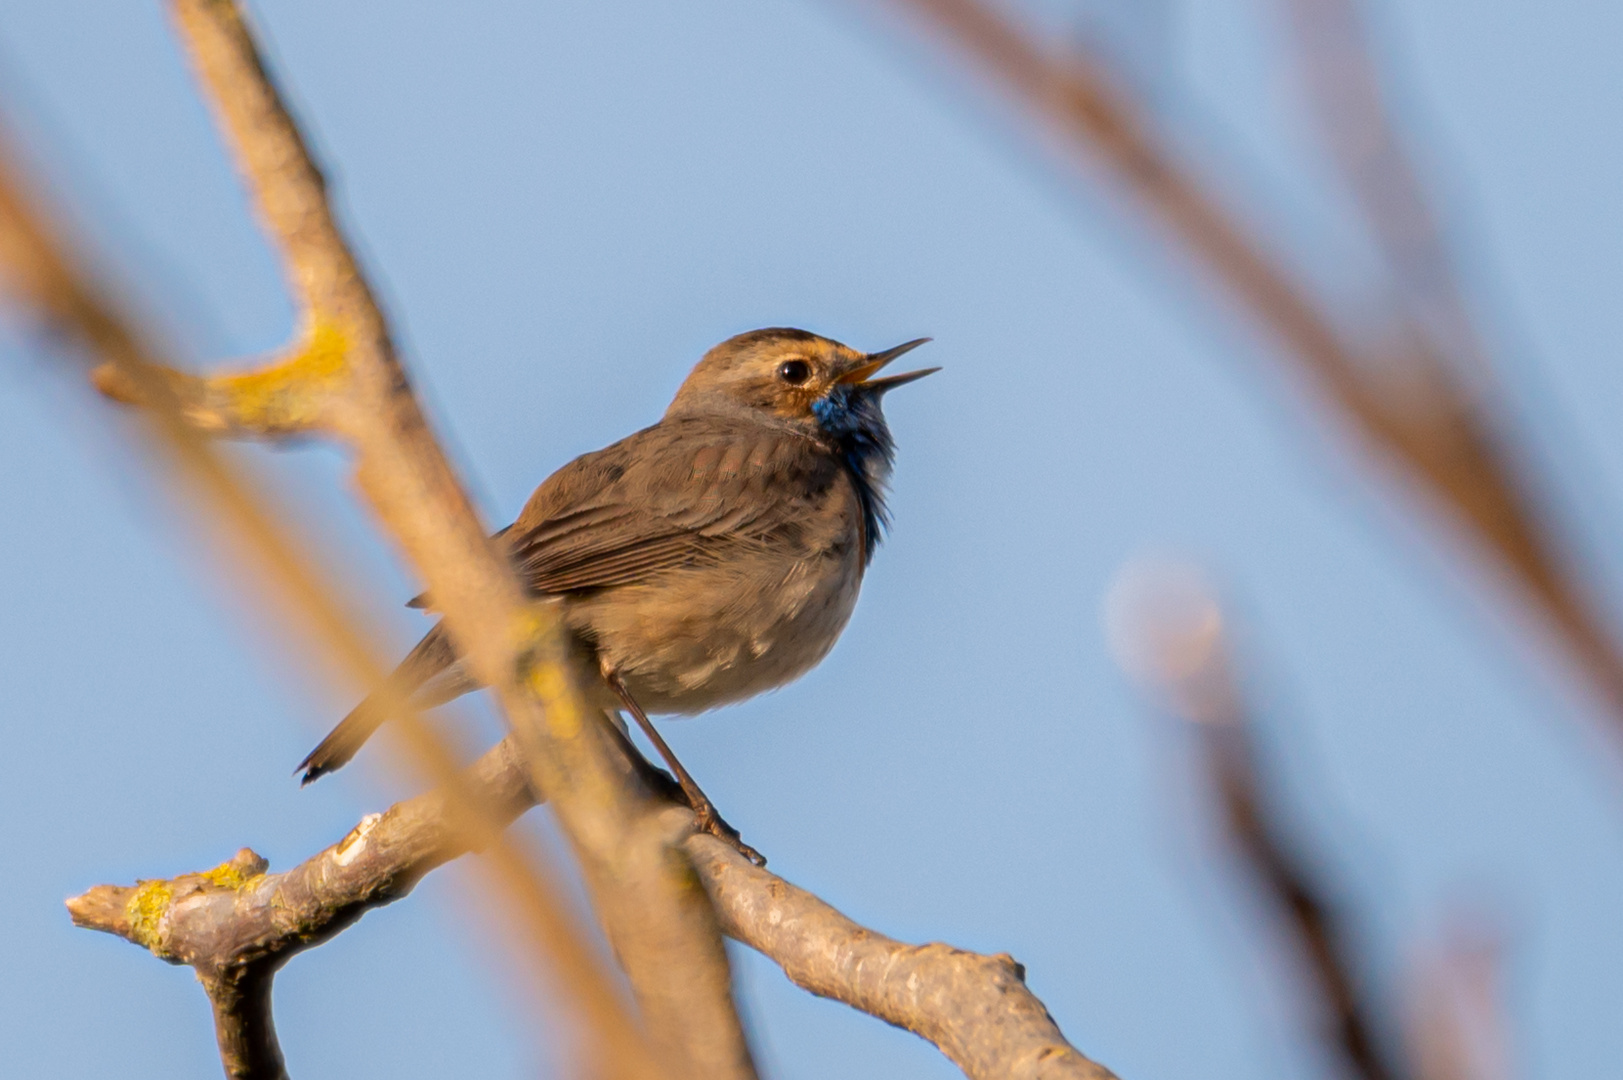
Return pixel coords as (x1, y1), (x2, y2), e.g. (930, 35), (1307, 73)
(812, 386), (896, 564)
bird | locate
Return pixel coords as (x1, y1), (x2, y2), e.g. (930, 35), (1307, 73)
(297, 328), (937, 861)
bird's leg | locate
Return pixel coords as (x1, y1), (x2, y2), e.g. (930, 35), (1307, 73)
(592, 708), (686, 806)
(602, 668), (765, 867)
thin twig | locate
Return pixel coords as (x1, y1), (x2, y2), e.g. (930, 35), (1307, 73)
(1202, 722), (1404, 1080)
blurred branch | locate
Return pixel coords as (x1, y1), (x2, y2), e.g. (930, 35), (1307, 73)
(0, 124), (663, 1080)
(880, 0), (1623, 734)
(1109, 563), (1403, 1080)
(70, 734), (1118, 1080)
(0, 145), (659, 1080)
(1201, 708), (1404, 1080)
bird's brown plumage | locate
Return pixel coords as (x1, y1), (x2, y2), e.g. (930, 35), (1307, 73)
(298, 328), (930, 783)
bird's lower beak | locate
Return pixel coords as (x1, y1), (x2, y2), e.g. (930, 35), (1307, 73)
(837, 337), (940, 392)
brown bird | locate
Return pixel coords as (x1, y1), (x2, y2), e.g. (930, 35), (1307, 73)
(298, 328), (936, 860)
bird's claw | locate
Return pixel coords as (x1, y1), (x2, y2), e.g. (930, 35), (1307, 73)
(694, 802), (766, 867)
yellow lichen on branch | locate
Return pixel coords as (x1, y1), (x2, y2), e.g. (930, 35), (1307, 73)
(125, 879), (174, 955)
(209, 319), (349, 433)
(201, 849), (270, 891)
(91, 319), (349, 437)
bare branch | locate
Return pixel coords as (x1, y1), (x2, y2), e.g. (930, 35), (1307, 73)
(880, 0), (1623, 733)
(689, 837), (1115, 1080)
(69, 737), (1117, 1080)
(65, 741), (538, 1080)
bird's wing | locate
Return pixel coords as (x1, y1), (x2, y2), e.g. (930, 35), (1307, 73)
(505, 416), (843, 595)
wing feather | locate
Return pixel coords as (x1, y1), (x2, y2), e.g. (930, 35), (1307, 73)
(503, 417), (838, 596)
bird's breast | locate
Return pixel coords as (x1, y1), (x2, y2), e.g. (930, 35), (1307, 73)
(562, 487), (867, 715)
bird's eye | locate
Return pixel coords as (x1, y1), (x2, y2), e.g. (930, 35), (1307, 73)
(776, 359), (812, 385)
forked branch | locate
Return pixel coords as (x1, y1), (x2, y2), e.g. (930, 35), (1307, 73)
(68, 737), (1115, 1080)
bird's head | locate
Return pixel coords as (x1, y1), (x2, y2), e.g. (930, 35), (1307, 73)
(665, 328), (936, 439)
(667, 328), (937, 562)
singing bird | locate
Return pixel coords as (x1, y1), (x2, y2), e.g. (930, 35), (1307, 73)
(298, 328), (936, 858)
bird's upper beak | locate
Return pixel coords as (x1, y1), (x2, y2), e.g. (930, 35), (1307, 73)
(836, 338), (940, 393)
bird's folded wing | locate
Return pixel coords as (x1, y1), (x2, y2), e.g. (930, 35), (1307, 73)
(504, 417), (839, 596)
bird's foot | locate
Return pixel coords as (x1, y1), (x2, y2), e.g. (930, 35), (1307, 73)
(692, 801), (766, 867)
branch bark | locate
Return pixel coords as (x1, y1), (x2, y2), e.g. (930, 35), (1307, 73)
(69, 737), (1116, 1080)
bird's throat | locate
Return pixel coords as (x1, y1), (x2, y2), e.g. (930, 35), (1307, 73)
(812, 388), (896, 565)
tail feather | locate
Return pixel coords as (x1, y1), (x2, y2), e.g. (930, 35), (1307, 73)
(297, 623), (465, 783)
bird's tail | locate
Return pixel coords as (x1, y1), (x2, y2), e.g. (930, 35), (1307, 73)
(297, 623), (466, 784)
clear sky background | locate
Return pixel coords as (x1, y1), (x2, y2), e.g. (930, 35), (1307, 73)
(2, 1), (1620, 1078)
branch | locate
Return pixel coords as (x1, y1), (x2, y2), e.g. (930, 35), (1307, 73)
(65, 740), (536, 1079)
(690, 839), (1113, 1080)
(1202, 722), (1404, 1080)
(69, 737), (1117, 1080)
(881, 0), (1623, 732)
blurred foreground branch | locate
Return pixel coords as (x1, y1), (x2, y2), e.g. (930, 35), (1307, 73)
(0, 139), (659, 1080)
(68, 736), (1115, 1080)
(1110, 562), (1518, 1080)
(883, 0), (1623, 735)
(2, 0), (756, 1073)
(0, 119), (666, 1080)
(1199, 700), (1405, 1080)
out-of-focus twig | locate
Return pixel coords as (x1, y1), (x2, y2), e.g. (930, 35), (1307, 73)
(881, 0), (1623, 739)
(3, 3), (757, 1075)
(0, 127), (660, 1080)
(1109, 562), (1404, 1080)
(71, 731), (1120, 1080)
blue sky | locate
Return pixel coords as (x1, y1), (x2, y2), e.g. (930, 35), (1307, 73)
(2, 2), (1620, 1078)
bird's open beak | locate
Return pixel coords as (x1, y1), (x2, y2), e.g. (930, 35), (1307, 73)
(836, 337), (940, 393)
